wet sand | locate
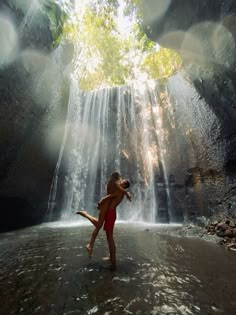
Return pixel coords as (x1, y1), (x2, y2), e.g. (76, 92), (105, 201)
(0, 222), (236, 315)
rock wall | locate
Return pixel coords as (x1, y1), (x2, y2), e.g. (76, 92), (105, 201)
(143, 0), (236, 220)
(0, 0), (72, 231)
(1, 0), (236, 231)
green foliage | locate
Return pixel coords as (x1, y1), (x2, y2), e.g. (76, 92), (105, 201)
(89, 0), (119, 14)
(142, 48), (183, 79)
(62, 0), (183, 90)
(63, 18), (78, 42)
(70, 4), (133, 90)
(123, 0), (142, 21)
(45, 0), (68, 48)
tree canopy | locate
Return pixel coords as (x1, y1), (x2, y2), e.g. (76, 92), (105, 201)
(63, 0), (183, 90)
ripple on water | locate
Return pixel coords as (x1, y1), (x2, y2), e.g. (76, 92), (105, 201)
(87, 305), (98, 314)
(112, 276), (131, 283)
(151, 304), (195, 315)
(0, 223), (236, 315)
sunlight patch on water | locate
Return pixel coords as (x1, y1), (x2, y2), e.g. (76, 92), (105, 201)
(117, 221), (182, 227)
(41, 220), (91, 228)
(42, 220), (182, 229)
(151, 304), (194, 315)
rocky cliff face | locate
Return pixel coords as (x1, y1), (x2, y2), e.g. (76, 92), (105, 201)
(143, 0), (236, 220)
(0, 0), (72, 231)
(1, 0), (236, 231)
(0, 0), (66, 51)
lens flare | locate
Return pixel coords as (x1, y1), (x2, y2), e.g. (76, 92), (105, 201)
(46, 122), (67, 159)
(181, 31), (204, 61)
(20, 49), (60, 105)
(0, 15), (18, 68)
(14, 0), (42, 13)
(212, 22), (235, 67)
(20, 49), (50, 73)
(143, 0), (171, 25)
(159, 30), (185, 51)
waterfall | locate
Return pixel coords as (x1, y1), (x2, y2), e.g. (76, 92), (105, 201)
(48, 79), (173, 223)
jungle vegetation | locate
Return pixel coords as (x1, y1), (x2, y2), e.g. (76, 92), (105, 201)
(62, 0), (182, 91)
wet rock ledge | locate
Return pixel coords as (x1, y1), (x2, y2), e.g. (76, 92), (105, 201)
(205, 219), (236, 251)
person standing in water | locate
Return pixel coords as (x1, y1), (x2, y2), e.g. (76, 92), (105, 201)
(77, 172), (131, 270)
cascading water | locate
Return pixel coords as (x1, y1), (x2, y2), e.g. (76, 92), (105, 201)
(48, 78), (173, 223)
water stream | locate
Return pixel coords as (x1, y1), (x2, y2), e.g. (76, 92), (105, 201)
(48, 79), (172, 223)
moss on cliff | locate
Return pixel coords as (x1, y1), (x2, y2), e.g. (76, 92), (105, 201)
(44, 0), (67, 49)
(0, 0), (67, 51)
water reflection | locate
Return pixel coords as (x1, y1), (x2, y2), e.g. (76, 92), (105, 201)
(0, 223), (235, 315)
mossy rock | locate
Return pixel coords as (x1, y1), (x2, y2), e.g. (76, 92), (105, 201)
(0, 0), (67, 52)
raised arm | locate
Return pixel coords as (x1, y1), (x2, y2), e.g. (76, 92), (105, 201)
(116, 185), (132, 201)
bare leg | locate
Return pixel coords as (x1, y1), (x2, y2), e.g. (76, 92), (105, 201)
(77, 201), (110, 256)
(86, 244), (93, 257)
(87, 227), (100, 256)
(106, 231), (116, 270)
(87, 205), (109, 251)
(76, 211), (99, 228)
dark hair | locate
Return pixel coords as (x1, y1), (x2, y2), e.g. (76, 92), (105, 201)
(110, 172), (121, 180)
(107, 172), (121, 194)
(123, 179), (130, 189)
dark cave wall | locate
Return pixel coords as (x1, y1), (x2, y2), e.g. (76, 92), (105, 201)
(158, 73), (231, 221)
(0, 1), (72, 231)
(1, 0), (236, 231)
(0, 0), (66, 51)
(143, 0), (236, 60)
(143, 0), (236, 220)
